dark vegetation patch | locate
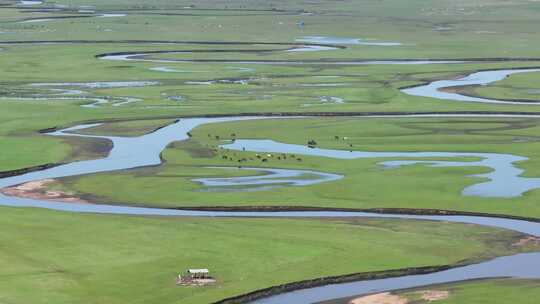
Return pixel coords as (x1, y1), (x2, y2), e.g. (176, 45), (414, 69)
(0, 162), (61, 178)
(61, 137), (112, 162)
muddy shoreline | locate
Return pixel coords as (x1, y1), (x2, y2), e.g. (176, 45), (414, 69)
(0, 178), (88, 204)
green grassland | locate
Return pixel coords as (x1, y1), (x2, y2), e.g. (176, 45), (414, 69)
(3, 1), (540, 303)
(40, 116), (540, 218)
(1, 51), (540, 173)
(0, 206), (536, 304)
(2, 0), (540, 59)
(472, 71), (540, 102)
(1, 0), (540, 124)
(2, 42), (540, 114)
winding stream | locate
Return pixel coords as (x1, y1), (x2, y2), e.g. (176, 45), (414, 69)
(222, 139), (540, 198)
(98, 51), (466, 65)
(1, 114), (540, 303)
(259, 251), (540, 304)
(194, 167), (343, 192)
(3, 4), (540, 303)
(296, 36), (402, 46)
(18, 0), (42, 6)
(0, 81), (156, 108)
(402, 68), (540, 105)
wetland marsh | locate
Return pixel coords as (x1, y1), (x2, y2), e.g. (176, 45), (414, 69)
(2, 0), (540, 303)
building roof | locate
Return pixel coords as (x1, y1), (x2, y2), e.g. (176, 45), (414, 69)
(187, 269), (209, 274)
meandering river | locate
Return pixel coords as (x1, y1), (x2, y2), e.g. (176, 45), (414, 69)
(3, 8), (540, 303)
(1, 114), (540, 303)
(99, 51), (465, 65)
(223, 138), (540, 198)
(402, 68), (540, 105)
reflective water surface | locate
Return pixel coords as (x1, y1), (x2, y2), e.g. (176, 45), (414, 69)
(1, 115), (540, 304)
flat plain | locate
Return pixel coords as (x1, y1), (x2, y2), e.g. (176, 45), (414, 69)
(2, 0), (540, 303)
